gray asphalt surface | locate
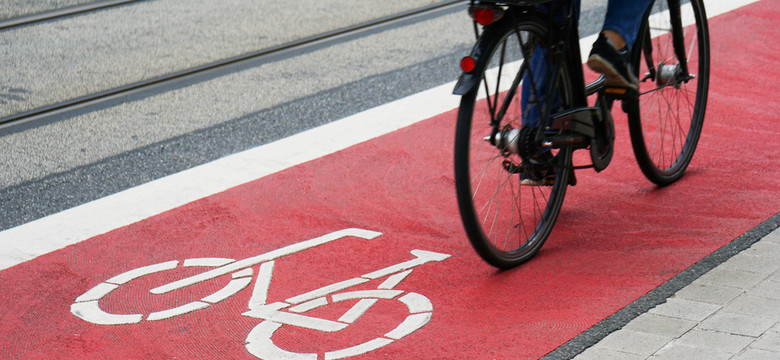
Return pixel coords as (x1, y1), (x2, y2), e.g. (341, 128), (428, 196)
(0, 1), (608, 229)
(7, 2), (777, 360)
(0, 0), (443, 119)
(0, 0), (103, 20)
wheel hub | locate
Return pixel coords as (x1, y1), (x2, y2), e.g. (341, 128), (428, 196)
(484, 126), (542, 159)
(493, 127), (522, 156)
(657, 62), (682, 89)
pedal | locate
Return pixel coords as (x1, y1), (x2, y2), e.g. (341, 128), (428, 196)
(603, 86), (639, 100)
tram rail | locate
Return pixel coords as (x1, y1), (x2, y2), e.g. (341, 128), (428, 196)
(0, 0), (465, 133)
(0, 0), (142, 31)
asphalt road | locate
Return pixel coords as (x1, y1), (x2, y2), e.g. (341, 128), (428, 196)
(2, 2), (777, 359)
(0, 0), (608, 230)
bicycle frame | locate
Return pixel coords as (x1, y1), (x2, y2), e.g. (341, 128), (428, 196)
(453, 0), (709, 268)
(454, 1), (601, 167)
(454, 0), (689, 172)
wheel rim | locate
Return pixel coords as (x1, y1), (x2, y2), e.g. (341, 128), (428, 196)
(458, 24), (570, 263)
(636, 1), (708, 175)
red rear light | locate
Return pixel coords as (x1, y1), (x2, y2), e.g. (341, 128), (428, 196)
(473, 8), (496, 25)
(460, 56), (476, 73)
(469, 6), (504, 26)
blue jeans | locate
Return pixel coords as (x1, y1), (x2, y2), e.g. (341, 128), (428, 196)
(521, 0), (652, 127)
(602, 0), (654, 52)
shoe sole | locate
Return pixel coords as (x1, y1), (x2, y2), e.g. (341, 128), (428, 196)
(520, 178), (555, 186)
(587, 55), (638, 90)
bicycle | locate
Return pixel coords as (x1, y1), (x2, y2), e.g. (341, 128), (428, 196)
(70, 228), (451, 359)
(453, 0), (709, 268)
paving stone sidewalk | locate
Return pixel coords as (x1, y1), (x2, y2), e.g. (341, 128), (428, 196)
(573, 227), (780, 360)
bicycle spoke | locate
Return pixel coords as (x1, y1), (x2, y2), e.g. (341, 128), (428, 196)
(633, 0), (706, 182)
(492, 40), (509, 120)
(455, 16), (572, 268)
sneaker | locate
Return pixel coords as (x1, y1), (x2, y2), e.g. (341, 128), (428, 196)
(520, 166), (555, 186)
(587, 33), (638, 90)
(520, 152), (555, 186)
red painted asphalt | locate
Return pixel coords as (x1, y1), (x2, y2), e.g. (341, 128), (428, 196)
(1, 2), (779, 359)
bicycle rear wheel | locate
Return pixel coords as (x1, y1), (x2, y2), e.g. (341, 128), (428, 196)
(454, 17), (573, 269)
(628, 0), (710, 185)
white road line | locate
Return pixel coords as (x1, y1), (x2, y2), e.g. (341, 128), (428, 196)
(0, 0), (760, 271)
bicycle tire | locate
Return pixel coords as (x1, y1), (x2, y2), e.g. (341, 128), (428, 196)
(454, 15), (574, 269)
(627, 0), (710, 186)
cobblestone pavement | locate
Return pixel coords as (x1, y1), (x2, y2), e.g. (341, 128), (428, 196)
(574, 227), (780, 360)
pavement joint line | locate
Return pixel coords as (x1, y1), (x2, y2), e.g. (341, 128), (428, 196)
(0, 1), (770, 355)
(542, 212), (780, 360)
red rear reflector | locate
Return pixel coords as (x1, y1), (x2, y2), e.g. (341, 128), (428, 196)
(605, 87), (627, 95)
(473, 8), (496, 25)
(460, 57), (476, 73)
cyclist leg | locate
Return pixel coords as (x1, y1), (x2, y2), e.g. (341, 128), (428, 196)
(601, 0), (653, 50)
(588, 0), (653, 89)
(520, 46), (555, 128)
(518, 0), (580, 185)
(521, 0), (580, 128)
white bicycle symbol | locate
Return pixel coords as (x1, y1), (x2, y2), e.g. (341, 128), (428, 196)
(71, 228), (450, 359)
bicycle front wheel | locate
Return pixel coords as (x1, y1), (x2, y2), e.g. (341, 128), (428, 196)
(454, 17), (573, 269)
(628, 0), (710, 185)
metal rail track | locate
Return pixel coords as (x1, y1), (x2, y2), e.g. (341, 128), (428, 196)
(0, 0), (142, 31)
(0, 0), (465, 133)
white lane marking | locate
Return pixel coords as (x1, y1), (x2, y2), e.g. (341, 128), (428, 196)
(285, 278), (370, 305)
(384, 312), (432, 340)
(0, 83), (457, 272)
(289, 297), (329, 313)
(330, 289), (404, 302)
(324, 338), (394, 360)
(362, 250), (450, 280)
(377, 269), (413, 289)
(247, 261), (275, 310)
(0, 0), (759, 272)
(245, 321), (317, 360)
(150, 228), (381, 294)
(334, 270), (412, 323)
(147, 301), (210, 321)
(398, 292), (434, 314)
(337, 298), (378, 323)
(200, 276), (253, 304)
(74, 283), (119, 303)
(231, 268), (253, 278)
(183, 258), (234, 267)
(240, 249), (449, 358)
(105, 260), (178, 285)
(244, 302), (349, 332)
(70, 301), (143, 325)
(70, 256), (266, 324)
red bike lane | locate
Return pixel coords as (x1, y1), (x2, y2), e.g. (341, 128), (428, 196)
(1, 1), (779, 359)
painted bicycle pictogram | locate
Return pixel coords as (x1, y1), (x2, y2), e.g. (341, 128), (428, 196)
(71, 228), (450, 359)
